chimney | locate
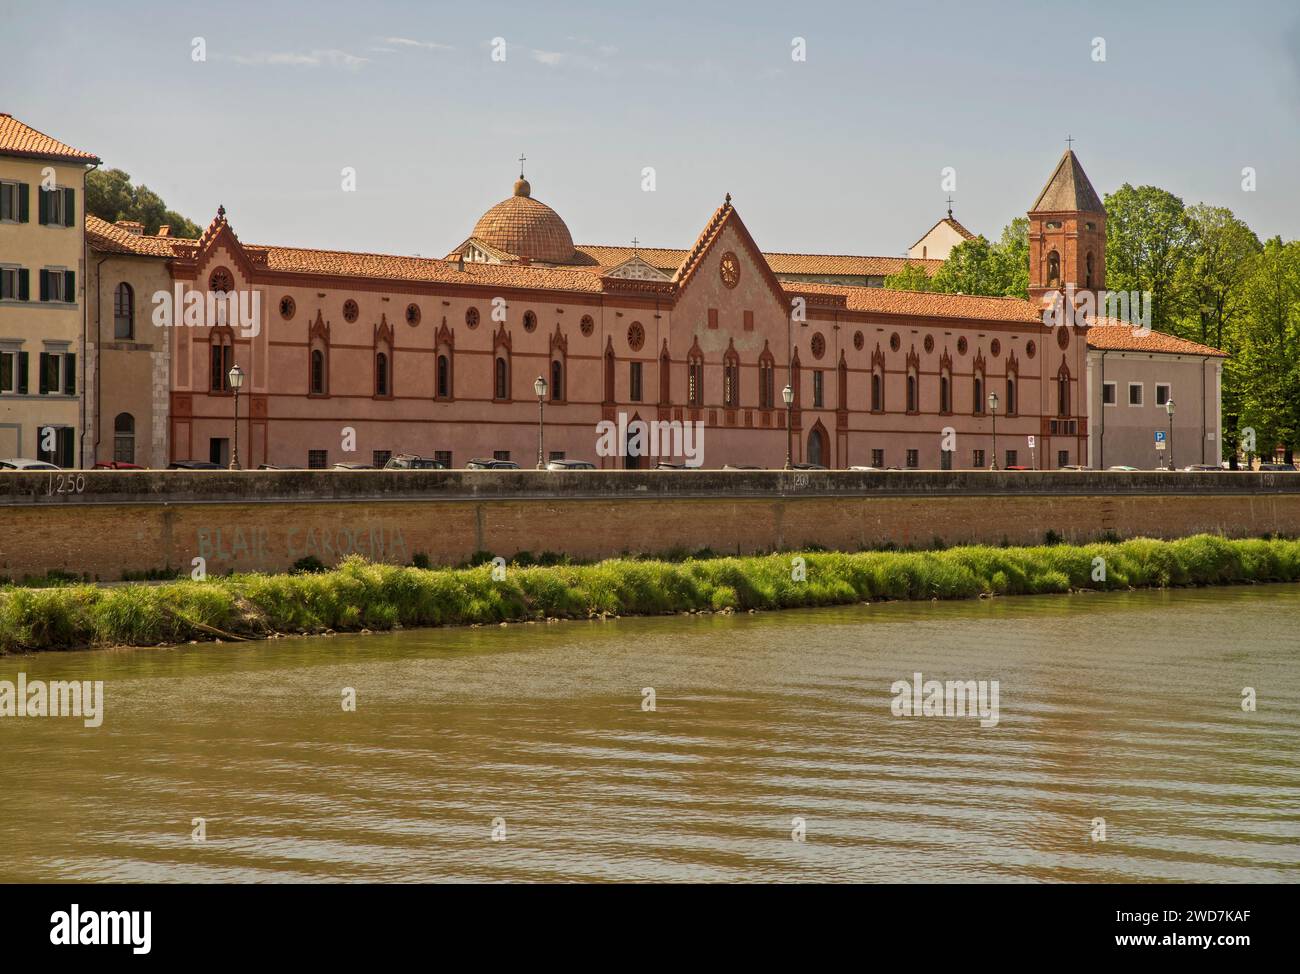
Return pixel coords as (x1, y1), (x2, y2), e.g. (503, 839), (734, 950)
(156, 225), (171, 237)
(115, 220), (144, 236)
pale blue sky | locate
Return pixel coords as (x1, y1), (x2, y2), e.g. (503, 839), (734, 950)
(4, 0), (1297, 257)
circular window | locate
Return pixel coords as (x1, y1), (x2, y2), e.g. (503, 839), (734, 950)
(991, 338), (1001, 357)
(853, 330), (864, 351)
(627, 321), (645, 351)
(208, 267), (233, 293)
(523, 310), (537, 332)
(1057, 326), (1070, 350)
(580, 314), (594, 337)
(924, 334), (934, 354)
(890, 332), (901, 352)
(405, 303), (421, 326)
(343, 299), (358, 323)
(279, 295), (295, 320)
(957, 337), (968, 355)
(465, 306), (479, 328)
(719, 252), (740, 288)
(810, 332), (826, 359)
(1026, 340), (1037, 359)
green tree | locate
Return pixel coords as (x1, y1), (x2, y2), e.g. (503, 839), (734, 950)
(1176, 204), (1261, 348)
(883, 261), (931, 291)
(1234, 237), (1300, 463)
(1103, 184), (1195, 333)
(86, 168), (201, 237)
(990, 217), (1030, 299)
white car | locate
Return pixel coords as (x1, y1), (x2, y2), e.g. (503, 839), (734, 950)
(0, 458), (61, 470)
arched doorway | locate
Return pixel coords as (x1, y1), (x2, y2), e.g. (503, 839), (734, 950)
(625, 412), (643, 470)
(807, 422), (829, 467)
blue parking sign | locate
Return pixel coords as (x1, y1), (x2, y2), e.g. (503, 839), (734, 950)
(1154, 430), (1167, 443)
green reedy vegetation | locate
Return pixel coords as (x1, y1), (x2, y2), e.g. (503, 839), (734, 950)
(2, 534), (1298, 653)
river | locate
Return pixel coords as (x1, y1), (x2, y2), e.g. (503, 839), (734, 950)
(1, 586), (1297, 882)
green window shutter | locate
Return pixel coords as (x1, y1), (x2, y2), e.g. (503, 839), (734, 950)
(63, 187), (75, 227)
(39, 352), (50, 394)
(18, 184), (28, 223)
(39, 269), (49, 301)
(17, 268), (29, 301)
(17, 352), (28, 394)
(64, 353), (76, 395)
(37, 188), (47, 225)
(64, 270), (75, 302)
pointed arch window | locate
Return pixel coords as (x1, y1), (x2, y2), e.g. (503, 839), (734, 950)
(209, 327), (234, 393)
(549, 326), (566, 404)
(938, 349), (953, 415)
(791, 349), (802, 410)
(373, 315), (394, 399)
(1047, 250), (1061, 286)
(1005, 352), (1019, 417)
(905, 347), (920, 414)
(659, 343), (672, 405)
(836, 352), (848, 411)
(493, 325), (512, 402)
(604, 342), (616, 404)
(687, 343), (704, 407)
(870, 344), (885, 412)
(308, 311), (330, 397)
(551, 359), (564, 402)
(722, 342), (740, 408)
(972, 352), (986, 415)
(1057, 361), (1071, 417)
(759, 343), (775, 409)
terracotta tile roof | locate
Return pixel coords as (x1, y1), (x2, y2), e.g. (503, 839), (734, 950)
(470, 180), (576, 263)
(1085, 322), (1226, 357)
(86, 215), (182, 256)
(0, 113), (100, 163)
(1031, 149), (1104, 213)
(574, 245), (943, 278)
(88, 215), (603, 293)
(791, 282), (1043, 323)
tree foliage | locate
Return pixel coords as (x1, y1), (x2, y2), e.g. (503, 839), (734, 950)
(86, 168), (201, 238)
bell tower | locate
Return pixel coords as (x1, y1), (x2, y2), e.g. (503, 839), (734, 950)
(1027, 145), (1106, 309)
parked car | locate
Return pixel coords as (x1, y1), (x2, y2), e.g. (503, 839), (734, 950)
(722, 463), (762, 470)
(655, 461), (686, 470)
(93, 460), (145, 470)
(0, 458), (61, 470)
(791, 462), (827, 470)
(1058, 464), (1092, 471)
(384, 454), (445, 470)
(331, 461), (374, 470)
(848, 465), (882, 471)
(1258, 462), (1297, 472)
(465, 457), (520, 470)
(1107, 465), (1140, 472)
(545, 459), (596, 470)
(257, 463), (291, 470)
(167, 460), (223, 470)
(1181, 464), (1222, 472)
(1004, 465), (1032, 471)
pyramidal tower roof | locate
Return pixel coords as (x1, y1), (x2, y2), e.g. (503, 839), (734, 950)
(1031, 149), (1104, 213)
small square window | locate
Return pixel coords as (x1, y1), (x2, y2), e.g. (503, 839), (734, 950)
(973, 449), (986, 468)
(493, 450), (510, 461)
(1155, 384), (1171, 406)
(1006, 450), (1018, 467)
(1102, 382), (1116, 405)
(434, 450), (452, 469)
(871, 449), (884, 467)
(308, 450), (328, 469)
(372, 450), (392, 468)
(1128, 383), (1144, 406)
(906, 449), (919, 469)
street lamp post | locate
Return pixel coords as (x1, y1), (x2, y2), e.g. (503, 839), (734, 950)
(534, 375), (548, 469)
(1166, 398), (1175, 470)
(782, 384), (794, 470)
(227, 363), (244, 470)
(988, 390), (999, 470)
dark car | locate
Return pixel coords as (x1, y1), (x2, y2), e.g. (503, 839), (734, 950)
(93, 460), (145, 470)
(384, 454), (445, 470)
(168, 460), (223, 470)
(791, 462), (827, 471)
(655, 461), (686, 470)
(1258, 462), (1297, 472)
(331, 461), (374, 470)
(545, 459), (596, 470)
(465, 458), (520, 470)
(722, 463), (762, 470)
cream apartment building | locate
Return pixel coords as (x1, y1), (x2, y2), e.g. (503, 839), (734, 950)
(0, 113), (99, 465)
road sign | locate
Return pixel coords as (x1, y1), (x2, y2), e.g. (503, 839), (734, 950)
(1156, 441), (1166, 451)
(1154, 430), (1167, 443)
(1027, 435), (1036, 449)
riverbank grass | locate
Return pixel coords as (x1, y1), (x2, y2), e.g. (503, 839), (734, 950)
(2, 534), (1298, 652)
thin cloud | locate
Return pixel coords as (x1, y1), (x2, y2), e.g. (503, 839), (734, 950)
(228, 49), (369, 70)
(383, 37), (454, 51)
(531, 49), (565, 67)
